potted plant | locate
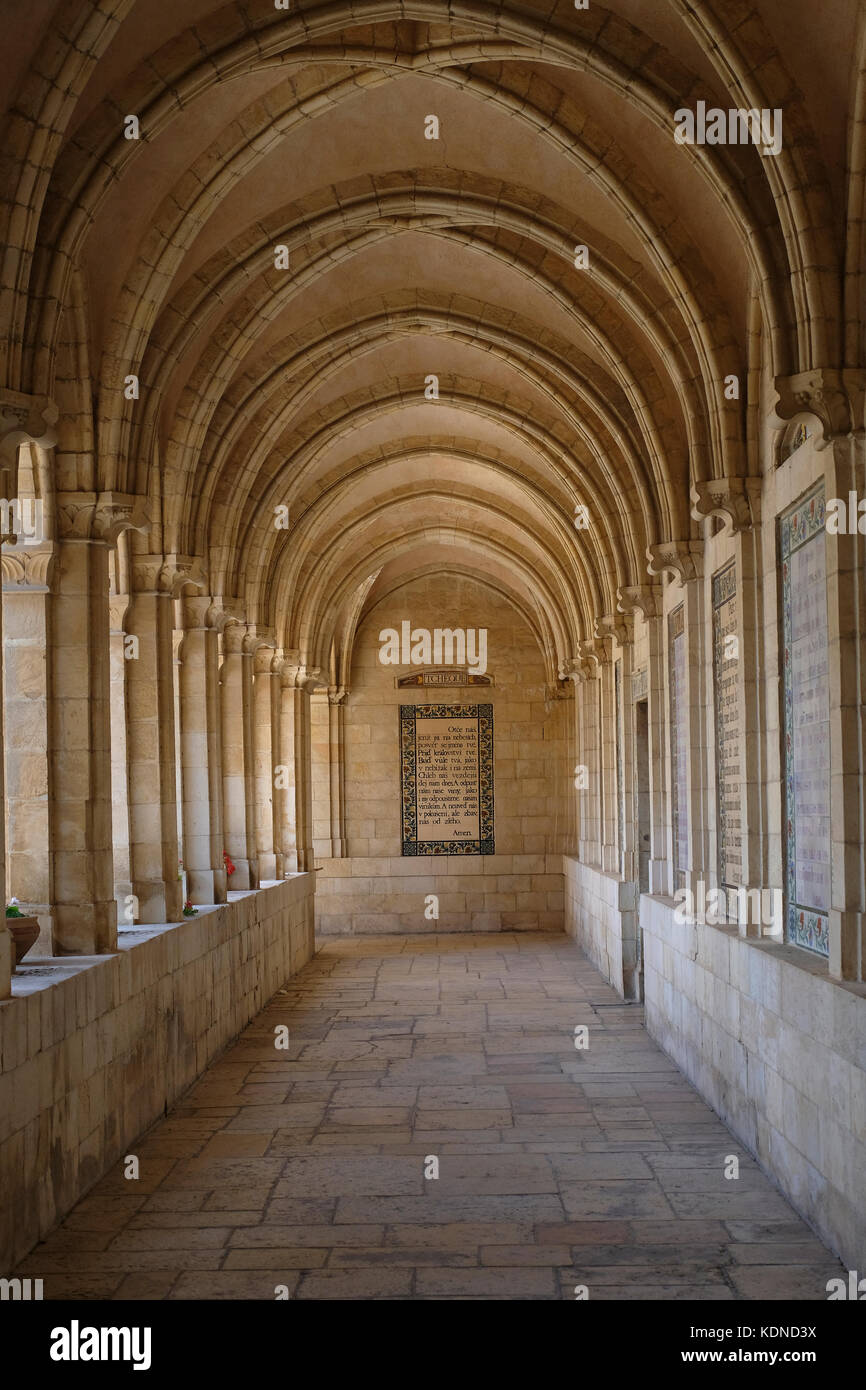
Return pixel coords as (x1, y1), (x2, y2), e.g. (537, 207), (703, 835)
(6, 898), (40, 967)
(183, 901), (198, 917)
(223, 850), (236, 877)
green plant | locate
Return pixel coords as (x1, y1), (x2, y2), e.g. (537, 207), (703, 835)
(6, 898), (23, 918)
(183, 901), (198, 917)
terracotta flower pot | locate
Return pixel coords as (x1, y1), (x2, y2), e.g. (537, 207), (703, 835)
(7, 915), (39, 968)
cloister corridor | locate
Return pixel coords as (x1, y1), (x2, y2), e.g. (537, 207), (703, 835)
(2, 0), (866, 1329)
(13, 932), (845, 1301)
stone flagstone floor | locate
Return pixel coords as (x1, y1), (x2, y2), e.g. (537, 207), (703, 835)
(17, 932), (844, 1300)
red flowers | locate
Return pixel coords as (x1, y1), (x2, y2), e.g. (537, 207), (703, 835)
(223, 850), (236, 876)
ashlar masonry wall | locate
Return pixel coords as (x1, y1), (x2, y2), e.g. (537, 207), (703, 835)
(0, 875), (315, 1273)
(317, 574), (570, 934)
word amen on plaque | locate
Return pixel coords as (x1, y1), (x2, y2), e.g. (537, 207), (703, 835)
(400, 703), (494, 855)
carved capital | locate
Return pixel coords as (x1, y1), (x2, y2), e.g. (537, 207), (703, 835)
(57, 492), (149, 544)
(646, 541), (703, 585)
(253, 643), (279, 674)
(773, 368), (866, 445)
(109, 594), (130, 631)
(132, 554), (204, 597)
(222, 620), (247, 655)
(594, 611), (635, 648)
(0, 391), (59, 465)
(243, 626), (275, 658)
(1, 546), (55, 591)
(690, 477), (761, 533)
(327, 685), (348, 706)
(280, 653), (322, 691)
(616, 584), (662, 621)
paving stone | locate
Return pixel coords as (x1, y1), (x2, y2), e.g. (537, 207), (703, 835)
(21, 933), (845, 1301)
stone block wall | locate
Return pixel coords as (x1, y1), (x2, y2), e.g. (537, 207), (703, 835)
(563, 855), (639, 1000)
(0, 875), (315, 1273)
(317, 852), (565, 934)
(318, 572), (570, 932)
(640, 894), (866, 1271)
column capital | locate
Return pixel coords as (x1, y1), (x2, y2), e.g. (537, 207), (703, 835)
(646, 540), (703, 585)
(2, 545), (55, 591)
(690, 477), (761, 533)
(0, 390), (58, 464)
(561, 647), (600, 683)
(594, 611), (635, 648)
(56, 491), (150, 544)
(327, 685), (348, 705)
(253, 643), (280, 675)
(243, 626), (275, 658)
(131, 553), (205, 597)
(773, 367), (866, 444)
(109, 594), (129, 631)
(616, 583), (662, 620)
(280, 655), (322, 691)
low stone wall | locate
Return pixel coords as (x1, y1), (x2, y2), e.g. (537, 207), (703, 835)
(563, 856), (639, 1001)
(316, 853), (564, 934)
(0, 875), (315, 1273)
(640, 893), (866, 1272)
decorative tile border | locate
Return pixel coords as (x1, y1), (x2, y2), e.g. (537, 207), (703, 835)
(400, 703), (495, 855)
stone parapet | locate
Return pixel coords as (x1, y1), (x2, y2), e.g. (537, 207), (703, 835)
(0, 874), (315, 1273)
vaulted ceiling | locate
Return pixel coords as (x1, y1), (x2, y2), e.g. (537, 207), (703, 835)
(2, 0), (863, 683)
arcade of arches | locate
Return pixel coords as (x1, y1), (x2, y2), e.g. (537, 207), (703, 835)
(0, 0), (864, 1299)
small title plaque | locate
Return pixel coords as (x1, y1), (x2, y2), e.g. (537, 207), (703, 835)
(396, 669), (492, 688)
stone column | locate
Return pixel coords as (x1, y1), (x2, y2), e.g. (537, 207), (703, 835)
(49, 492), (144, 953)
(253, 645), (281, 881)
(2, 547), (54, 949)
(310, 690), (332, 857)
(179, 598), (227, 905)
(593, 636), (618, 873)
(279, 660), (316, 872)
(0, 394), (57, 980)
(220, 622), (259, 889)
(125, 555), (195, 923)
(598, 612), (637, 881)
(636, 569), (673, 898)
(328, 687), (347, 858)
(109, 594), (134, 922)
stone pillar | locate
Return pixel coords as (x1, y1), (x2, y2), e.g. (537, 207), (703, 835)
(644, 591), (671, 896)
(0, 395), (57, 980)
(49, 493), (143, 953)
(595, 639), (618, 873)
(125, 556), (194, 924)
(109, 595), (133, 922)
(279, 661), (316, 872)
(598, 612), (637, 881)
(179, 598), (227, 905)
(253, 645), (280, 881)
(220, 622), (259, 889)
(328, 687), (347, 858)
(310, 690), (332, 857)
(2, 548), (53, 949)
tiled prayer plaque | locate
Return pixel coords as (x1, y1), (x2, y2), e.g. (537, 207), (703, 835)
(712, 563), (742, 897)
(400, 703), (494, 855)
(780, 486), (831, 955)
(668, 605), (689, 886)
